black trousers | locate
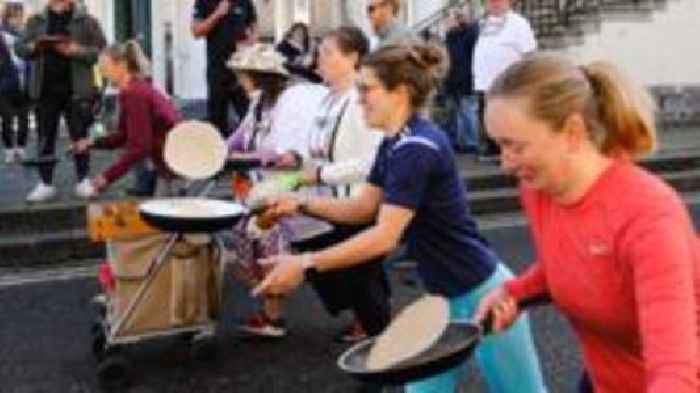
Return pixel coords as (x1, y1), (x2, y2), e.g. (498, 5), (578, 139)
(293, 225), (392, 336)
(36, 93), (94, 184)
(578, 371), (594, 393)
(0, 91), (29, 148)
(207, 74), (249, 138)
(476, 91), (500, 156)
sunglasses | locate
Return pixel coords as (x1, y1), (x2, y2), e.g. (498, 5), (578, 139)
(367, 1), (387, 15)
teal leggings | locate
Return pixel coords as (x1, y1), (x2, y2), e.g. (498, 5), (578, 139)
(407, 264), (548, 393)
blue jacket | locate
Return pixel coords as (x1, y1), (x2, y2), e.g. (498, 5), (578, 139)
(0, 31), (20, 94)
(444, 22), (479, 97)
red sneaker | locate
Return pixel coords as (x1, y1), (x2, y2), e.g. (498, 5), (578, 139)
(239, 313), (287, 338)
(336, 320), (368, 343)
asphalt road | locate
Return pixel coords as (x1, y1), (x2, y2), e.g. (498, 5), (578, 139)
(2, 206), (699, 393)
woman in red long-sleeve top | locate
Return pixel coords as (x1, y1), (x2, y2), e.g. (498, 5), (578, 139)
(474, 54), (699, 393)
(74, 40), (180, 195)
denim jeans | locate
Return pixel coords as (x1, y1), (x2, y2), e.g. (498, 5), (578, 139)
(406, 264), (548, 393)
(131, 159), (157, 196)
(445, 94), (480, 151)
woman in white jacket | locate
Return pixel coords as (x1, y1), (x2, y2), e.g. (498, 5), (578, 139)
(290, 26), (391, 345)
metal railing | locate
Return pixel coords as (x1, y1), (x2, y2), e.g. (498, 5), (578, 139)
(412, 0), (666, 49)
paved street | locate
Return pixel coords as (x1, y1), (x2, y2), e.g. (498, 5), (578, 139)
(1, 199), (699, 393)
(0, 225), (586, 393)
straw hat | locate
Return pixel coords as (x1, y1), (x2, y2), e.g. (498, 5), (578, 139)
(226, 43), (289, 77)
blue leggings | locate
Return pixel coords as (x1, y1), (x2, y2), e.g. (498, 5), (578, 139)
(407, 264), (548, 393)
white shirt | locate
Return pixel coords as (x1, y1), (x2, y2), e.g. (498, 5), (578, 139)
(315, 88), (383, 195)
(268, 82), (329, 155)
(473, 11), (537, 92)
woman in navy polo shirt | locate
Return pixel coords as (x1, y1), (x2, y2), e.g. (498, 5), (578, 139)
(253, 44), (547, 393)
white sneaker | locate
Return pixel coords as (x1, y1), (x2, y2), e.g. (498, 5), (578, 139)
(5, 149), (16, 164)
(14, 148), (26, 162)
(75, 178), (97, 199)
(26, 182), (57, 202)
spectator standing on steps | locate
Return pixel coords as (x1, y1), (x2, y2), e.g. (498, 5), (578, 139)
(0, 3), (31, 164)
(15, 0), (106, 202)
(473, 0), (536, 156)
(444, 5), (480, 155)
(192, 0), (257, 138)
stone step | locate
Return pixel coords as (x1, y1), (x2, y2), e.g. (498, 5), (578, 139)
(0, 150), (698, 237)
(0, 229), (99, 268)
(466, 149), (700, 189)
(469, 168), (700, 215)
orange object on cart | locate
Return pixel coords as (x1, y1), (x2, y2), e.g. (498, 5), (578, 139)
(231, 173), (252, 201)
(87, 201), (160, 242)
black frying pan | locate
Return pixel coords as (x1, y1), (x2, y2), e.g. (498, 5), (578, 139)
(139, 199), (251, 233)
(223, 157), (265, 172)
(338, 319), (487, 385)
(338, 298), (545, 385)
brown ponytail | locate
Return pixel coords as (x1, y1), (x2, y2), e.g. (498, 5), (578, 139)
(362, 43), (447, 111)
(488, 54), (656, 159)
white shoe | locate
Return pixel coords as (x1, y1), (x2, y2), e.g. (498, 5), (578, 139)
(26, 182), (57, 202)
(14, 148), (26, 162)
(5, 149), (15, 164)
(75, 178), (97, 199)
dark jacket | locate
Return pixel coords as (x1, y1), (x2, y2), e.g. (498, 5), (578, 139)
(193, 0), (257, 80)
(0, 32), (19, 94)
(444, 22), (479, 97)
(14, 4), (105, 101)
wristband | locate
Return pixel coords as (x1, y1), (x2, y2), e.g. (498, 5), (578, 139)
(301, 253), (319, 281)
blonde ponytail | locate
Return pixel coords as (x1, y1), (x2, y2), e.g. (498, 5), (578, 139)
(489, 54), (657, 160)
(104, 40), (151, 78)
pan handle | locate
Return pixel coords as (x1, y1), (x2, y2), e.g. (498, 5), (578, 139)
(458, 296), (551, 335)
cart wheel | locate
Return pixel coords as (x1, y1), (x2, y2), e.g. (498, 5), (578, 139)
(96, 304), (107, 319)
(178, 331), (195, 342)
(91, 329), (106, 359)
(190, 336), (217, 361)
(97, 354), (130, 387)
(91, 320), (102, 335)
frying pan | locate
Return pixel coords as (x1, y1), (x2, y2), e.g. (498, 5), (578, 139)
(338, 318), (488, 385)
(339, 298), (544, 385)
(139, 198), (250, 233)
(224, 157), (265, 172)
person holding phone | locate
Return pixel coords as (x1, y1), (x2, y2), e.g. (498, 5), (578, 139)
(15, 0), (106, 202)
